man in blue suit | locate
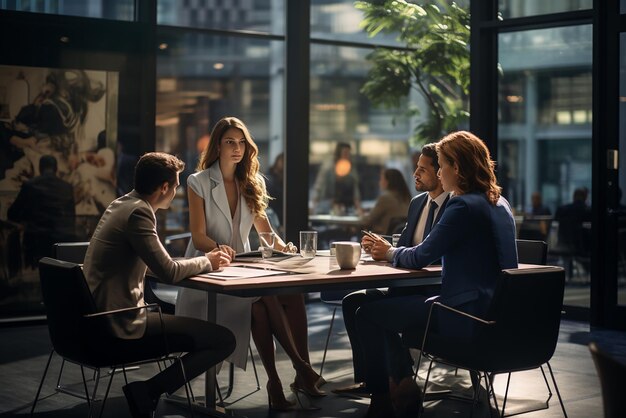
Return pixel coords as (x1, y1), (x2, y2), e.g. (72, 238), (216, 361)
(333, 143), (450, 396)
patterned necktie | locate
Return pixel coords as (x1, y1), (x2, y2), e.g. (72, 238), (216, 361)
(422, 201), (438, 240)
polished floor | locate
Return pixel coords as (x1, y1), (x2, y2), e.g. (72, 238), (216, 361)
(0, 300), (623, 418)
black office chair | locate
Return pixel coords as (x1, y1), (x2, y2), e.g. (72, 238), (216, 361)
(32, 257), (193, 417)
(589, 341), (626, 418)
(516, 239), (548, 265)
(387, 216), (408, 235)
(403, 267), (568, 417)
(318, 289), (355, 379)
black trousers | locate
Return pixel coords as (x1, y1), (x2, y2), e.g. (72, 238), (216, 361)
(95, 313), (236, 397)
(342, 285), (439, 386)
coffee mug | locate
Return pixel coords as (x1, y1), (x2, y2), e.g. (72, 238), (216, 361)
(334, 241), (361, 269)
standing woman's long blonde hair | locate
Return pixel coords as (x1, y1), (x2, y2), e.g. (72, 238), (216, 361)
(197, 117), (269, 216)
(436, 131), (501, 205)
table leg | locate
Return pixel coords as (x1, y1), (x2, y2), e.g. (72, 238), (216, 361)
(205, 290), (217, 408)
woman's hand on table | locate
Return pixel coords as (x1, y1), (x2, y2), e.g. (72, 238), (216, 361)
(216, 244), (236, 259)
(206, 247), (232, 270)
(281, 241), (298, 253)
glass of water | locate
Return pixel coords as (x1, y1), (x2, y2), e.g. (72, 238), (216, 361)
(259, 232), (275, 259)
(299, 230), (317, 258)
(392, 233), (402, 247)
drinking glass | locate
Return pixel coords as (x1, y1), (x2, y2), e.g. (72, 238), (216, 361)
(392, 233), (402, 247)
(259, 232), (275, 259)
(299, 230), (317, 258)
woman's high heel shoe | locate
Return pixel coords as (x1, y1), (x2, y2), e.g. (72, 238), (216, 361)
(292, 368), (326, 398)
(290, 382), (321, 411)
(266, 381), (296, 411)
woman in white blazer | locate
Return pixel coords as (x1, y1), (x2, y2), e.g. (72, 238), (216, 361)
(176, 117), (324, 410)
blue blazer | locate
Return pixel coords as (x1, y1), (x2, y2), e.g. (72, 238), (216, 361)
(397, 192), (450, 247)
(393, 192), (518, 320)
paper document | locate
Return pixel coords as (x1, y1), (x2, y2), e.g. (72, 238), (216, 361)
(196, 265), (286, 281)
(235, 249), (297, 259)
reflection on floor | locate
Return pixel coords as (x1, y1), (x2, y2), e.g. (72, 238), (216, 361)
(1, 300), (622, 417)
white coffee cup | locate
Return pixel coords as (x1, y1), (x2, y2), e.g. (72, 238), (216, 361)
(334, 241), (361, 269)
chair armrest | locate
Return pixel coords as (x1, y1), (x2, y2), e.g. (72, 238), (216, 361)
(431, 301), (495, 326)
(83, 304), (172, 355)
(418, 301), (495, 356)
(83, 303), (161, 319)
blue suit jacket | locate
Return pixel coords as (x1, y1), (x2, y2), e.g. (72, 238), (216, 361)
(393, 193), (518, 320)
(397, 192), (450, 247)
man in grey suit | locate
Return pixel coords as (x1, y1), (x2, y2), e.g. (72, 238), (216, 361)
(83, 152), (235, 418)
(333, 143), (449, 396)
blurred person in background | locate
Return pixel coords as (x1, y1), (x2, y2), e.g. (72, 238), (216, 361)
(360, 168), (411, 235)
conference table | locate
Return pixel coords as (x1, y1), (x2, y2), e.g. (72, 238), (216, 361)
(166, 252), (546, 416)
(167, 251), (443, 414)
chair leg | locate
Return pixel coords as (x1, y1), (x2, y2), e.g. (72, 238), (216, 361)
(500, 373), (511, 417)
(30, 350), (54, 417)
(319, 307), (337, 377)
(484, 372), (500, 418)
(223, 362), (235, 400)
(176, 356), (195, 418)
(80, 365), (94, 418)
(539, 365), (554, 405)
(98, 370), (116, 418)
(56, 358), (66, 389)
(546, 362), (568, 418)
(249, 344), (260, 389)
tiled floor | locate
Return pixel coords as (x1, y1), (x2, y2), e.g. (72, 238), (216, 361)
(0, 300), (622, 418)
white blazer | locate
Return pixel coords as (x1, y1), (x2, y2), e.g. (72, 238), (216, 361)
(176, 162), (260, 369)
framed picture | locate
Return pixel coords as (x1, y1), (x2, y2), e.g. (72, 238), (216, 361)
(0, 11), (148, 317)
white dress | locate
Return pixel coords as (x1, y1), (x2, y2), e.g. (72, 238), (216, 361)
(175, 162), (261, 370)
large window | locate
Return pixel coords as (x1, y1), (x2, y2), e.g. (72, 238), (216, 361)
(0, 0), (135, 20)
(498, 25), (592, 305)
(499, 0), (592, 19)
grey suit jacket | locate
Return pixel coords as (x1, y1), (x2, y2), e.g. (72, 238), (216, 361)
(83, 190), (212, 339)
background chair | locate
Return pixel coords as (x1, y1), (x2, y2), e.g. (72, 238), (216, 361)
(589, 341), (626, 418)
(403, 266), (568, 417)
(318, 288), (354, 378)
(53, 241), (90, 264)
(387, 216), (407, 235)
(32, 257), (193, 417)
(516, 239), (548, 265)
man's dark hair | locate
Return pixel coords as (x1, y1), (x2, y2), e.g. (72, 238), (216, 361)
(39, 155), (57, 174)
(573, 187), (588, 203)
(420, 142), (440, 172)
(134, 152), (184, 195)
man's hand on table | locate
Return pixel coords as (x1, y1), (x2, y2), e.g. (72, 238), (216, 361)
(361, 235), (392, 261)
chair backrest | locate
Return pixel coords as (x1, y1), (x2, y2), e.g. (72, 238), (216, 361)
(589, 341), (626, 418)
(425, 266), (565, 374)
(164, 232), (192, 258)
(516, 239), (548, 265)
(53, 242), (89, 264)
(387, 216), (407, 235)
(38, 257), (100, 362)
(483, 267), (565, 371)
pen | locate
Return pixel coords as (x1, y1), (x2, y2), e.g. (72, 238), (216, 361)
(361, 229), (385, 242)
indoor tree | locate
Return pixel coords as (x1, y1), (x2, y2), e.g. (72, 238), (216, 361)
(356, 0), (470, 145)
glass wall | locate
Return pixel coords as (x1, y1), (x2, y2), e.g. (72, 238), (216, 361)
(0, 0), (135, 20)
(307, 1), (465, 248)
(498, 25), (592, 306)
(499, 0), (592, 19)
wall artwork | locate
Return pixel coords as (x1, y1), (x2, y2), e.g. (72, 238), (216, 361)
(0, 65), (119, 314)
